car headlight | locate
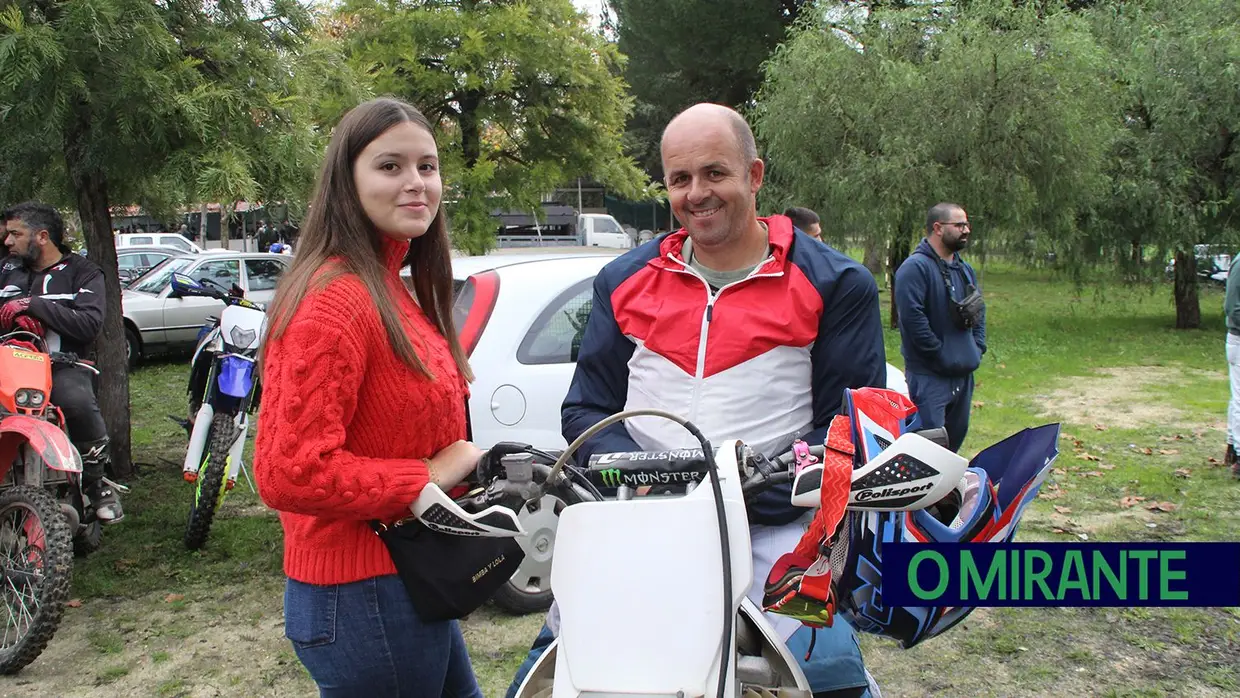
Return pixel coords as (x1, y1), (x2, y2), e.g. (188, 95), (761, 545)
(229, 326), (258, 349)
(15, 389), (30, 406)
(29, 391), (44, 406)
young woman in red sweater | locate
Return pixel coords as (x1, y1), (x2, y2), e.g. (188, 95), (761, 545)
(255, 98), (484, 697)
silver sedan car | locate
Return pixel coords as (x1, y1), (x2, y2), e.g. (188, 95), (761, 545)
(122, 252), (291, 367)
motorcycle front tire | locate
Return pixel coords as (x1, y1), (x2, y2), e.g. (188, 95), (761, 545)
(0, 486), (73, 674)
(183, 413), (234, 551)
(493, 470), (595, 615)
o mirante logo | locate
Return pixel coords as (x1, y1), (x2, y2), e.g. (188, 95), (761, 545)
(884, 543), (1240, 607)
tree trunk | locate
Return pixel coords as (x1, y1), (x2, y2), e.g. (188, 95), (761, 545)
(198, 202), (209, 247)
(862, 235), (884, 282)
(65, 127), (133, 478)
(1173, 248), (1201, 330)
(887, 233), (911, 329)
(458, 90), (482, 168)
(220, 203), (233, 251)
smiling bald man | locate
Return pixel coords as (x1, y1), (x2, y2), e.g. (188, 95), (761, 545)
(505, 103), (886, 698)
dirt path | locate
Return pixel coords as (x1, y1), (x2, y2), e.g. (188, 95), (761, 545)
(0, 579), (312, 698)
(1036, 365), (1225, 430)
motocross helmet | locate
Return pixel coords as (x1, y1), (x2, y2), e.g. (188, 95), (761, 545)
(832, 412), (1062, 649)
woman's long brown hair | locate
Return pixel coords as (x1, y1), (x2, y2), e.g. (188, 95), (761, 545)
(262, 97), (473, 382)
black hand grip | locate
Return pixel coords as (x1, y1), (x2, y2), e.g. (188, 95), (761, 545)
(913, 428), (950, 449)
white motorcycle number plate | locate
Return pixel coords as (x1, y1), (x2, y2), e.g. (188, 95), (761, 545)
(551, 490), (753, 696)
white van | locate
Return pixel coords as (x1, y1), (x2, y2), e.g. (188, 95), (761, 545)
(116, 233), (202, 254)
(578, 214), (633, 249)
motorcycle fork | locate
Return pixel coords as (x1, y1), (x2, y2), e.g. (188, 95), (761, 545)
(183, 381), (252, 495)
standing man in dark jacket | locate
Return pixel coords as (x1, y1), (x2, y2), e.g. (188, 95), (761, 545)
(1, 202), (123, 522)
(894, 202), (986, 453)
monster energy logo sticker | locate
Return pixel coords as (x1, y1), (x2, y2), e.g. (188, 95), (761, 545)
(594, 468), (705, 488)
(592, 449), (705, 464)
(599, 468), (624, 487)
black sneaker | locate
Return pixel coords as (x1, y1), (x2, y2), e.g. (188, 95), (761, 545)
(85, 483), (125, 525)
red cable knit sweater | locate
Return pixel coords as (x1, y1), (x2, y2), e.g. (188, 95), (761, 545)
(255, 238), (467, 585)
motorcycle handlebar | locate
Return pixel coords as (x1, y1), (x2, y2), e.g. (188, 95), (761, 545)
(469, 441), (818, 506)
(49, 352), (101, 375)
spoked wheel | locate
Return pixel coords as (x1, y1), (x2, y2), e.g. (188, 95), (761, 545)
(492, 468), (594, 615)
(184, 413), (236, 551)
(0, 486), (73, 674)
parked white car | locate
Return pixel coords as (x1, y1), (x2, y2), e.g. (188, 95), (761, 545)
(116, 232), (203, 255)
(442, 251), (908, 614)
(122, 252), (291, 367)
(451, 252), (907, 451)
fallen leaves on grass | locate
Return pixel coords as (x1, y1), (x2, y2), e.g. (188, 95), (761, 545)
(1140, 447), (1154, 456)
(1094, 424), (1107, 431)
(1052, 467), (1067, 476)
(1159, 449), (1180, 456)
(1099, 463), (1116, 470)
(972, 401), (984, 409)
(1040, 488), (1065, 500)
(1174, 468), (1192, 479)
(1146, 502), (1179, 513)
(1077, 452), (1101, 462)
(1054, 505), (1073, 515)
(1079, 471), (1104, 478)
(1120, 496), (1147, 508)
(1159, 434), (1186, 442)
(67, 599), (82, 608)
(164, 594), (184, 604)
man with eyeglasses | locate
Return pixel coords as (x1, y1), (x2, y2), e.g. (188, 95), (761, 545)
(894, 202), (986, 453)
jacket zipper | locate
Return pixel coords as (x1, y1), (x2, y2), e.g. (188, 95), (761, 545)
(667, 252), (782, 421)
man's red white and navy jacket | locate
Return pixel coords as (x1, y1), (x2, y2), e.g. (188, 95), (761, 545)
(561, 215), (887, 526)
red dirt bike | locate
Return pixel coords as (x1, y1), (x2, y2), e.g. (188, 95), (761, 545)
(0, 331), (111, 673)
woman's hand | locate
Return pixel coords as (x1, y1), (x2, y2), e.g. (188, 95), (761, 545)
(427, 440), (483, 490)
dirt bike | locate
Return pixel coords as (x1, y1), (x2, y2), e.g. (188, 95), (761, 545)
(428, 391), (1061, 697)
(0, 330), (113, 673)
(171, 273), (265, 551)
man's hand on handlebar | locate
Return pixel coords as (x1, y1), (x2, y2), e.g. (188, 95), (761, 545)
(0, 298), (30, 330)
(14, 315), (43, 337)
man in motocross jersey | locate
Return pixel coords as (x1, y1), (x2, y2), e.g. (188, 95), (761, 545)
(505, 104), (887, 697)
(0, 202), (123, 523)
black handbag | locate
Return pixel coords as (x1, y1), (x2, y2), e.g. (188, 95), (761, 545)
(371, 515), (525, 622)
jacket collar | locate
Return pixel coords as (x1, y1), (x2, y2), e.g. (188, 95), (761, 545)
(655, 214), (794, 274)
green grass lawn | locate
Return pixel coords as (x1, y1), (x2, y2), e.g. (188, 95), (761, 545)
(64, 265), (1240, 697)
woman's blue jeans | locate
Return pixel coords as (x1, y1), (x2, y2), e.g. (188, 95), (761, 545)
(285, 575), (484, 698)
